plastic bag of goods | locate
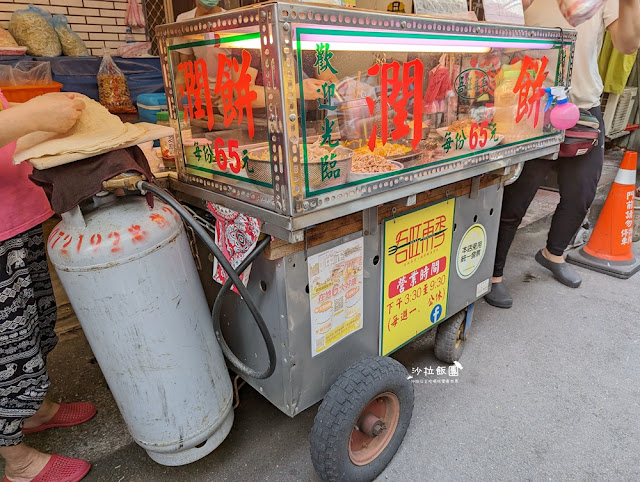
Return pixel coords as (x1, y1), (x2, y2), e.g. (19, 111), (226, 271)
(116, 41), (151, 58)
(0, 27), (18, 48)
(97, 52), (137, 114)
(8, 5), (62, 57)
(52, 15), (89, 57)
(557, 0), (606, 26)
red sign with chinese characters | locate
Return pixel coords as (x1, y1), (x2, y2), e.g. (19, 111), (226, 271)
(513, 55), (548, 128)
(215, 49), (258, 139)
(366, 58), (423, 150)
(177, 58), (214, 131)
(176, 49), (257, 168)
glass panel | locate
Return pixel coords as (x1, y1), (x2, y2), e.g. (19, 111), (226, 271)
(293, 26), (567, 197)
(166, 27), (273, 195)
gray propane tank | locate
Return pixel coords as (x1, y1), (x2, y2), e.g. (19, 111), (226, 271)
(47, 194), (233, 466)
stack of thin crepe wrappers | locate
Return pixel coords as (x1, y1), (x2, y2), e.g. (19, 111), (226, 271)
(14, 95), (173, 169)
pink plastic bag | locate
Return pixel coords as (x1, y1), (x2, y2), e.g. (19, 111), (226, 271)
(125, 0), (146, 29)
(557, 0), (606, 27)
(116, 42), (151, 58)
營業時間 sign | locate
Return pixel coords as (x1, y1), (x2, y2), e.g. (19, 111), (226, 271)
(381, 199), (455, 355)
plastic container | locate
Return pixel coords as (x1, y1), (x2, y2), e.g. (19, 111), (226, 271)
(551, 101), (580, 130)
(547, 87), (580, 130)
(171, 110), (192, 143)
(493, 69), (520, 143)
(137, 93), (167, 124)
(156, 111), (176, 169)
(493, 66), (544, 143)
(157, 110), (191, 170)
(0, 81), (62, 103)
(125, 28), (135, 43)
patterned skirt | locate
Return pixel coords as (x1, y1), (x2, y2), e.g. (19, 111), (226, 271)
(0, 225), (58, 446)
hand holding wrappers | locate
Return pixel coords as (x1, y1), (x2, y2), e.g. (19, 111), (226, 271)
(16, 92), (85, 134)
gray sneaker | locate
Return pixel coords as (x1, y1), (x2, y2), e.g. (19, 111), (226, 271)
(484, 281), (513, 308)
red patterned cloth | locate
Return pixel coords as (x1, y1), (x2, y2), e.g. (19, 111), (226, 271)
(206, 203), (261, 294)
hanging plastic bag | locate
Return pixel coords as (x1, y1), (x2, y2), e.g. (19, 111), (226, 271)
(52, 15), (89, 57)
(97, 52), (137, 114)
(126, 0), (146, 29)
(0, 27), (18, 48)
(8, 5), (62, 57)
(557, 0), (606, 27)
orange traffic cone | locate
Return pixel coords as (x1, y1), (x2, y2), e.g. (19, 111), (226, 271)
(567, 151), (640, 278)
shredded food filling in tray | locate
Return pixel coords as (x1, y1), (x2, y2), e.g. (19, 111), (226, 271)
(355, 139), (411, 158)
(351, 153), (397, 173)
(447, 118), (474, 136)
(307, 143), (342, 163)
(253, 141), (344, 163)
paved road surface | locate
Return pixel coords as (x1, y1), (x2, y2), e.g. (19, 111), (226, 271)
(6, 215), (637, 481)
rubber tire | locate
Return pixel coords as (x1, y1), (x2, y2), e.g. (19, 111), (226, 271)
(310, 356), (414, 482)
(434, 310), (466, 363)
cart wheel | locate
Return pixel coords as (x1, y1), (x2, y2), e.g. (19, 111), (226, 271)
(434, 310), (466, 364)
(310, 356), (414, 482)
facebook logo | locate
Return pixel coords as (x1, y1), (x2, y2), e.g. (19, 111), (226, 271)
(430, 304), (442, 324)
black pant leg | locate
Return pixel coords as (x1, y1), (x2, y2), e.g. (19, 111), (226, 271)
(493, 158), (554, 277)
(547, 106), (605, 255)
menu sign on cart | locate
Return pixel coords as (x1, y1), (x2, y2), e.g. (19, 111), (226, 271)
(308, 237), (364, 357)
(381, 199), (455, 356)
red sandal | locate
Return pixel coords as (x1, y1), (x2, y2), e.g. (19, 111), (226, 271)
(3, 454), (90, 482)
(22, 403), (97, 435)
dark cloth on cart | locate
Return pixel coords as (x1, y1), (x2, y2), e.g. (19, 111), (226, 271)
(29, 146), (154, 215)
(0, 225), (58, 446)
(493, 106), (605, 278)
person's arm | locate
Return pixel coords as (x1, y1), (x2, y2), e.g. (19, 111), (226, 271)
(317, 70), (339, 84)
(174, 51), (192, 91)
(607, 0), (640, 55)
(230, 66), (325, 110)
(521, 0), (534, 9)
(0, 93), (85, 149)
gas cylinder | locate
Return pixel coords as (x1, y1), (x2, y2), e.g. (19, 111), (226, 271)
(47, 194), (233, 466)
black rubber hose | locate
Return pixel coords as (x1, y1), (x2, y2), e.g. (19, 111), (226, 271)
(211, 235), (272, 377)
(138, 182), (276, 379)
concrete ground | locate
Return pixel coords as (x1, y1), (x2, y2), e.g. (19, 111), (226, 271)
(21, 208), (640, 481)
(3, 153), (639, 481)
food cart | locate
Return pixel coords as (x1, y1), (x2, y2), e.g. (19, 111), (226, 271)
(154, 3), (575, 479)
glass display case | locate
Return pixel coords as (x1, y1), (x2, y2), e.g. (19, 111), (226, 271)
(156, 1), (576, 239)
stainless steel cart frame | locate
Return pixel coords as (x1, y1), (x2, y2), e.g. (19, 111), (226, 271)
(156, 1), (576, 241)
(156, 4), (576, 479)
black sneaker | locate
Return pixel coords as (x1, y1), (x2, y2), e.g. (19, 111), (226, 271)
(484, 281), (513, 308)
(535, 249), (582, 288)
